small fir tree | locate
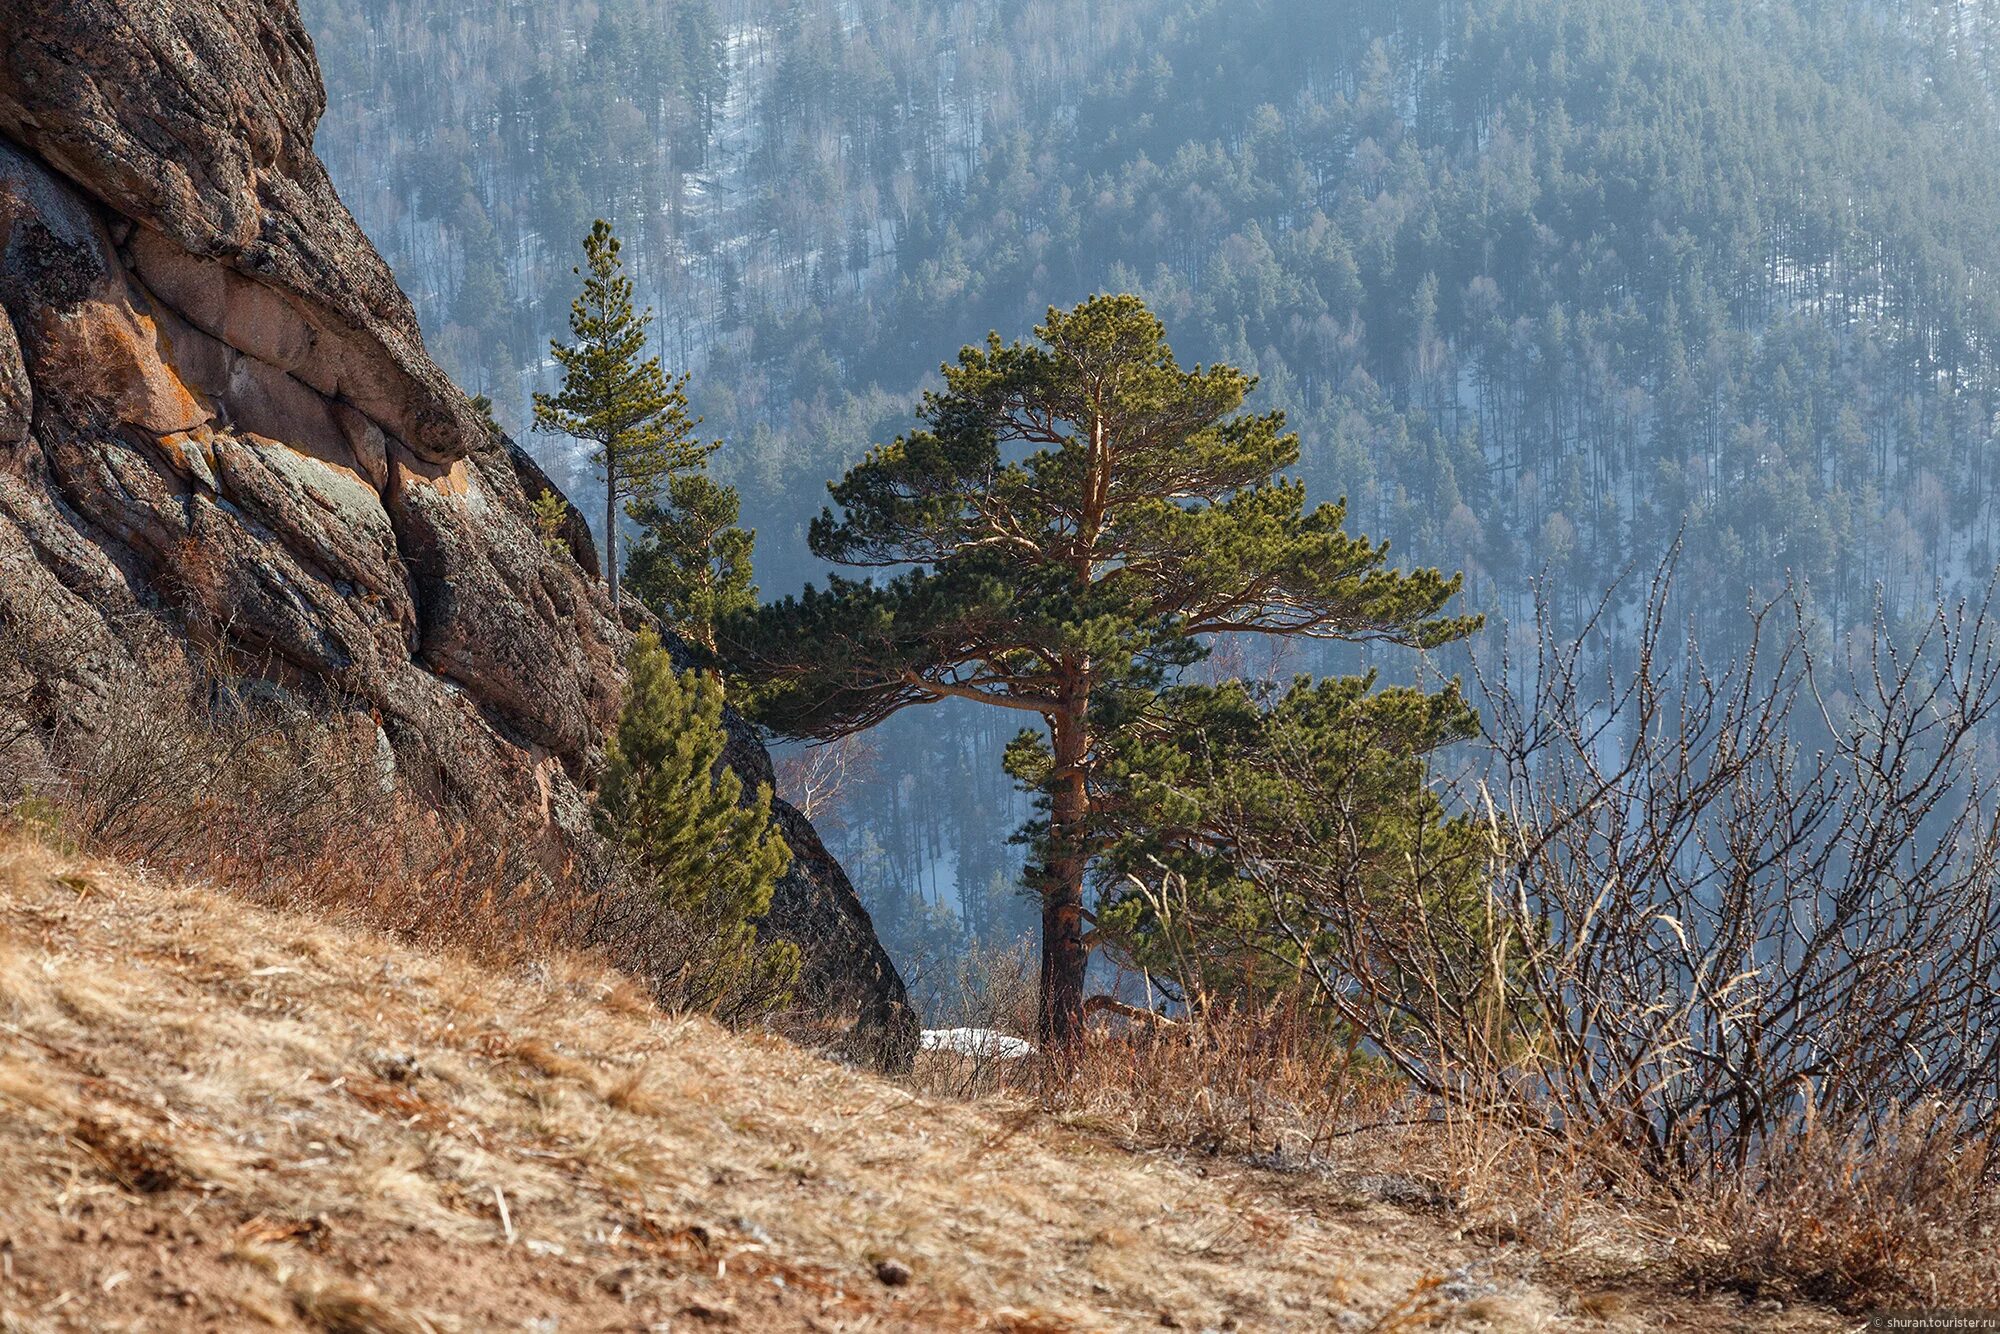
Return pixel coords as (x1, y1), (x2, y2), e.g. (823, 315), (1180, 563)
(599, 629), (799, 1009)
(534, 220), (710, 608)
(468, 393), (505, 440)
(627, 472), (758, 652)
(530, 488), (571, 554)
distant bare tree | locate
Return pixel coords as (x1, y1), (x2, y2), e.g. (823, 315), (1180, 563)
(775, 732), (878, 831)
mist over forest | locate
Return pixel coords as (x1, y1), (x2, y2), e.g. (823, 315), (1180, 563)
(301, 0), (2000, 985)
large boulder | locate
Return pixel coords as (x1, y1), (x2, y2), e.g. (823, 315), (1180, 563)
(0, 126), (613, 841)
(0, 0), (472, 461)
(715, 704), (919, 1070)
(0, 0), (914, 1066)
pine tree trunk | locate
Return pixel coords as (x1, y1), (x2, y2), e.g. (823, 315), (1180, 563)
(1037, 407), (1109, 1055)
(605, 453), (620, 611)
(1039, 863), (1087, 1053)
(1038, 709), (1090, 1053)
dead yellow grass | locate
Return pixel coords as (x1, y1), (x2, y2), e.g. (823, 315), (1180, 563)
(0, 839), (1848, 1331)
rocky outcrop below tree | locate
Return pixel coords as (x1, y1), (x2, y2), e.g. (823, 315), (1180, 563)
(717, 709), (918, 1070)
(0, 0), (913, 1066)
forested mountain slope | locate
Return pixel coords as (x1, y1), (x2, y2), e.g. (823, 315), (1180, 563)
(303, 0), (2000, 960)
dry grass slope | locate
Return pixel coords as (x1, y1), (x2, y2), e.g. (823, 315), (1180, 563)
(0, 839), (1847, 1332)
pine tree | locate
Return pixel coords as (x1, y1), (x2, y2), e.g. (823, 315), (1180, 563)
(599, 629), (799, 1011)
(468, 393), (504, 440)
(727, 296), (1479, 1049)
(530, 488), (571, 554)
(627, 472), (758, 652)
(1091, 673), (1488, 1018)
(534, 220), (710, 609)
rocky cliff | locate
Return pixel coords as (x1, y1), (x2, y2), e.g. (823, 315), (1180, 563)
(0, 0), (914, 1066)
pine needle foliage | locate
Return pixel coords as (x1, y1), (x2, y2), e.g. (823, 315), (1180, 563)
(534, 220), (711, 606)
(598, 630), (798, 1010)
(1092, 673), (1491, 1019)
(530, 489), (571, 554)
(628, 473), (758, 653)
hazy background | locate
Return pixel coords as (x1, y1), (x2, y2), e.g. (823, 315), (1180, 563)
(301, 0), (2000, 991)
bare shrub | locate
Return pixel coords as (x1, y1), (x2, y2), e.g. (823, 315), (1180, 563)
(579, 860), (801, 1028)
(1677, 1102), (1999, 1303)
(0, 621), (35, 761)
(1480, 566), (1998, 1173)
(900, 921), (1394, 1161)
(914, 934), (1039, 1035)
(1032, 1006), (1396, 1163)
(906, 935), (1037, 1097)
(55, 689), (385, 870)
(1187, 553), (2000, 1303)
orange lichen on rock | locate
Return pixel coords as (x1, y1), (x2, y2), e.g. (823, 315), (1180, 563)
(30, 298), (211, 435)
(389, 442), (472, 497)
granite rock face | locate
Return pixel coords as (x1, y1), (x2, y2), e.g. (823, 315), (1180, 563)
(0, 121), (617, 842)
(0, 0), (472, 461)
(0, 0), (914, 1066)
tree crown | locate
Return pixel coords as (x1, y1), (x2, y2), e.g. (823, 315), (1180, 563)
(533, 219), (710, 503)
(628, 472), (759, 652)
(733, 294), (1479, 736)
